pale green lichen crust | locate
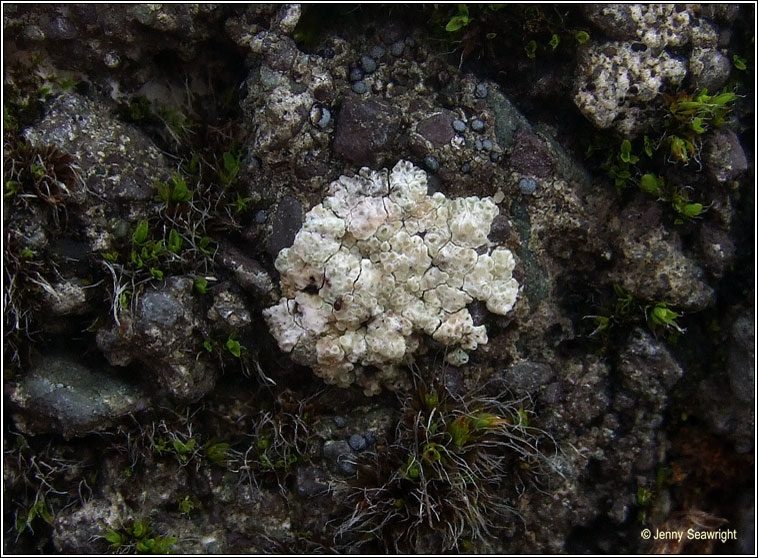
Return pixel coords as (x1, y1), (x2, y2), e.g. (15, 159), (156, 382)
(263, 160), (518, 395)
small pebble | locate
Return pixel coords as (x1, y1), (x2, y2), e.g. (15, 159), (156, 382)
(475, 139), (483, 151)
(519, 177), (538, 195)
(364, 431), (375, 445)
(390, 40), (405, 57)
(333, 416), (347, 428)
(489, 151), (501, 163)
(460, 162), (471, 174)
(338, 458), (357, 476)
(369, 45), (385, 60)
(360, 55), (377, 74)
(349, 67), (364, 82)
(405, 36), (416, 47)
(475, 83), (489, 98)
(482, 139), (493, 151)
(423, 155), (439, 173)
(255, 210), (267, 224)
(471, 119), (485, 132)
(351, 81), (368, 94)
(348, 433), (367, 451)
(452, 119), (467, 133)
(316, 107), (331, 129)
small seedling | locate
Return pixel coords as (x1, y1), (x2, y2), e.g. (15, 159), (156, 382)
(156, 173), (192, 204)
(193, 277), (208, 294)
(647, 303), (685, 334)
(226, 337), (243, 358)
(445, 4), (470, 32)
(525, 39), (537, 59)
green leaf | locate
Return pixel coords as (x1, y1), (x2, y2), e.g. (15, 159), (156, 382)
(150, 268), (164, 281)
(173, 438), (196, 456)
(525, 40), (537, 59)
(639, 173), (661, 196)
(203, 339), (213, 352)
(136, 538), (154, 553)
(132, 519), (149, 539)
(132, 220), (149, 245)
(691, 117), (706, 134)
(575, 30), (590, 44)
(681, 202), (703, 219)
(445, 15), (469, 32)
(733, 54), (747, 70)
(151, 536), (177, 554)
(204, 441), (230, 466)
(193, 277), (208, 294)
(711, 91), (737, 106)
(549, 34), (560, 50)
(619, 139), (638, 163)
(5, 180), (19, 197)
(226, 337), (242, 358)
(155, 180), (171, 203)
(105, 529), (124, 547)
(643, 135), (654, 157)
(169, 174), (192, 203)
(168, 229), (183, 254)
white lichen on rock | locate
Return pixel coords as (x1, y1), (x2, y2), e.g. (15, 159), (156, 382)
(574, 41), (687, 137)
(263, 160), (518, 395)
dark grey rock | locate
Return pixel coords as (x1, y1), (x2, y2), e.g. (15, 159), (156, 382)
(705, 128), (748, 184)
(489, 151), (501, 163)
(216, 243), (277, 303)
(97, 276), (219, 401)
(295, 465), (329, 498)
(471, 119), (485, 132)
(505, 361), (555, 395)
(390, 40), (405, 56)
(606, 202), (715, 311)
(46, 16), (78, 40)
(460, 162), (470, 173)
(23, 92), (168, 204)
(333, 96), (401, 167)
(351, 80), (368, 94)
(728, 311), (755, 405)
(697, 223), (736, 280)
(9, 355), (147, 439)
(207, 285), (252, 329)
(416, 112), (455, 146)
(509, 128), (554, 178)
(267, 196), (302, 258)
(481, 139), (493, 151)
(519, 177), (538, 195)
(333, 415), (346, 428)
(348, 433), (367, 451)
(689, 48), (731, 93)
(323, 440), (357, 476)
(139, 291), (184, 328)
(475, 82), (489, 98)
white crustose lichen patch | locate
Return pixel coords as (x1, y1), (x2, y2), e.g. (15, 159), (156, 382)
(263, 160), (518, 395)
